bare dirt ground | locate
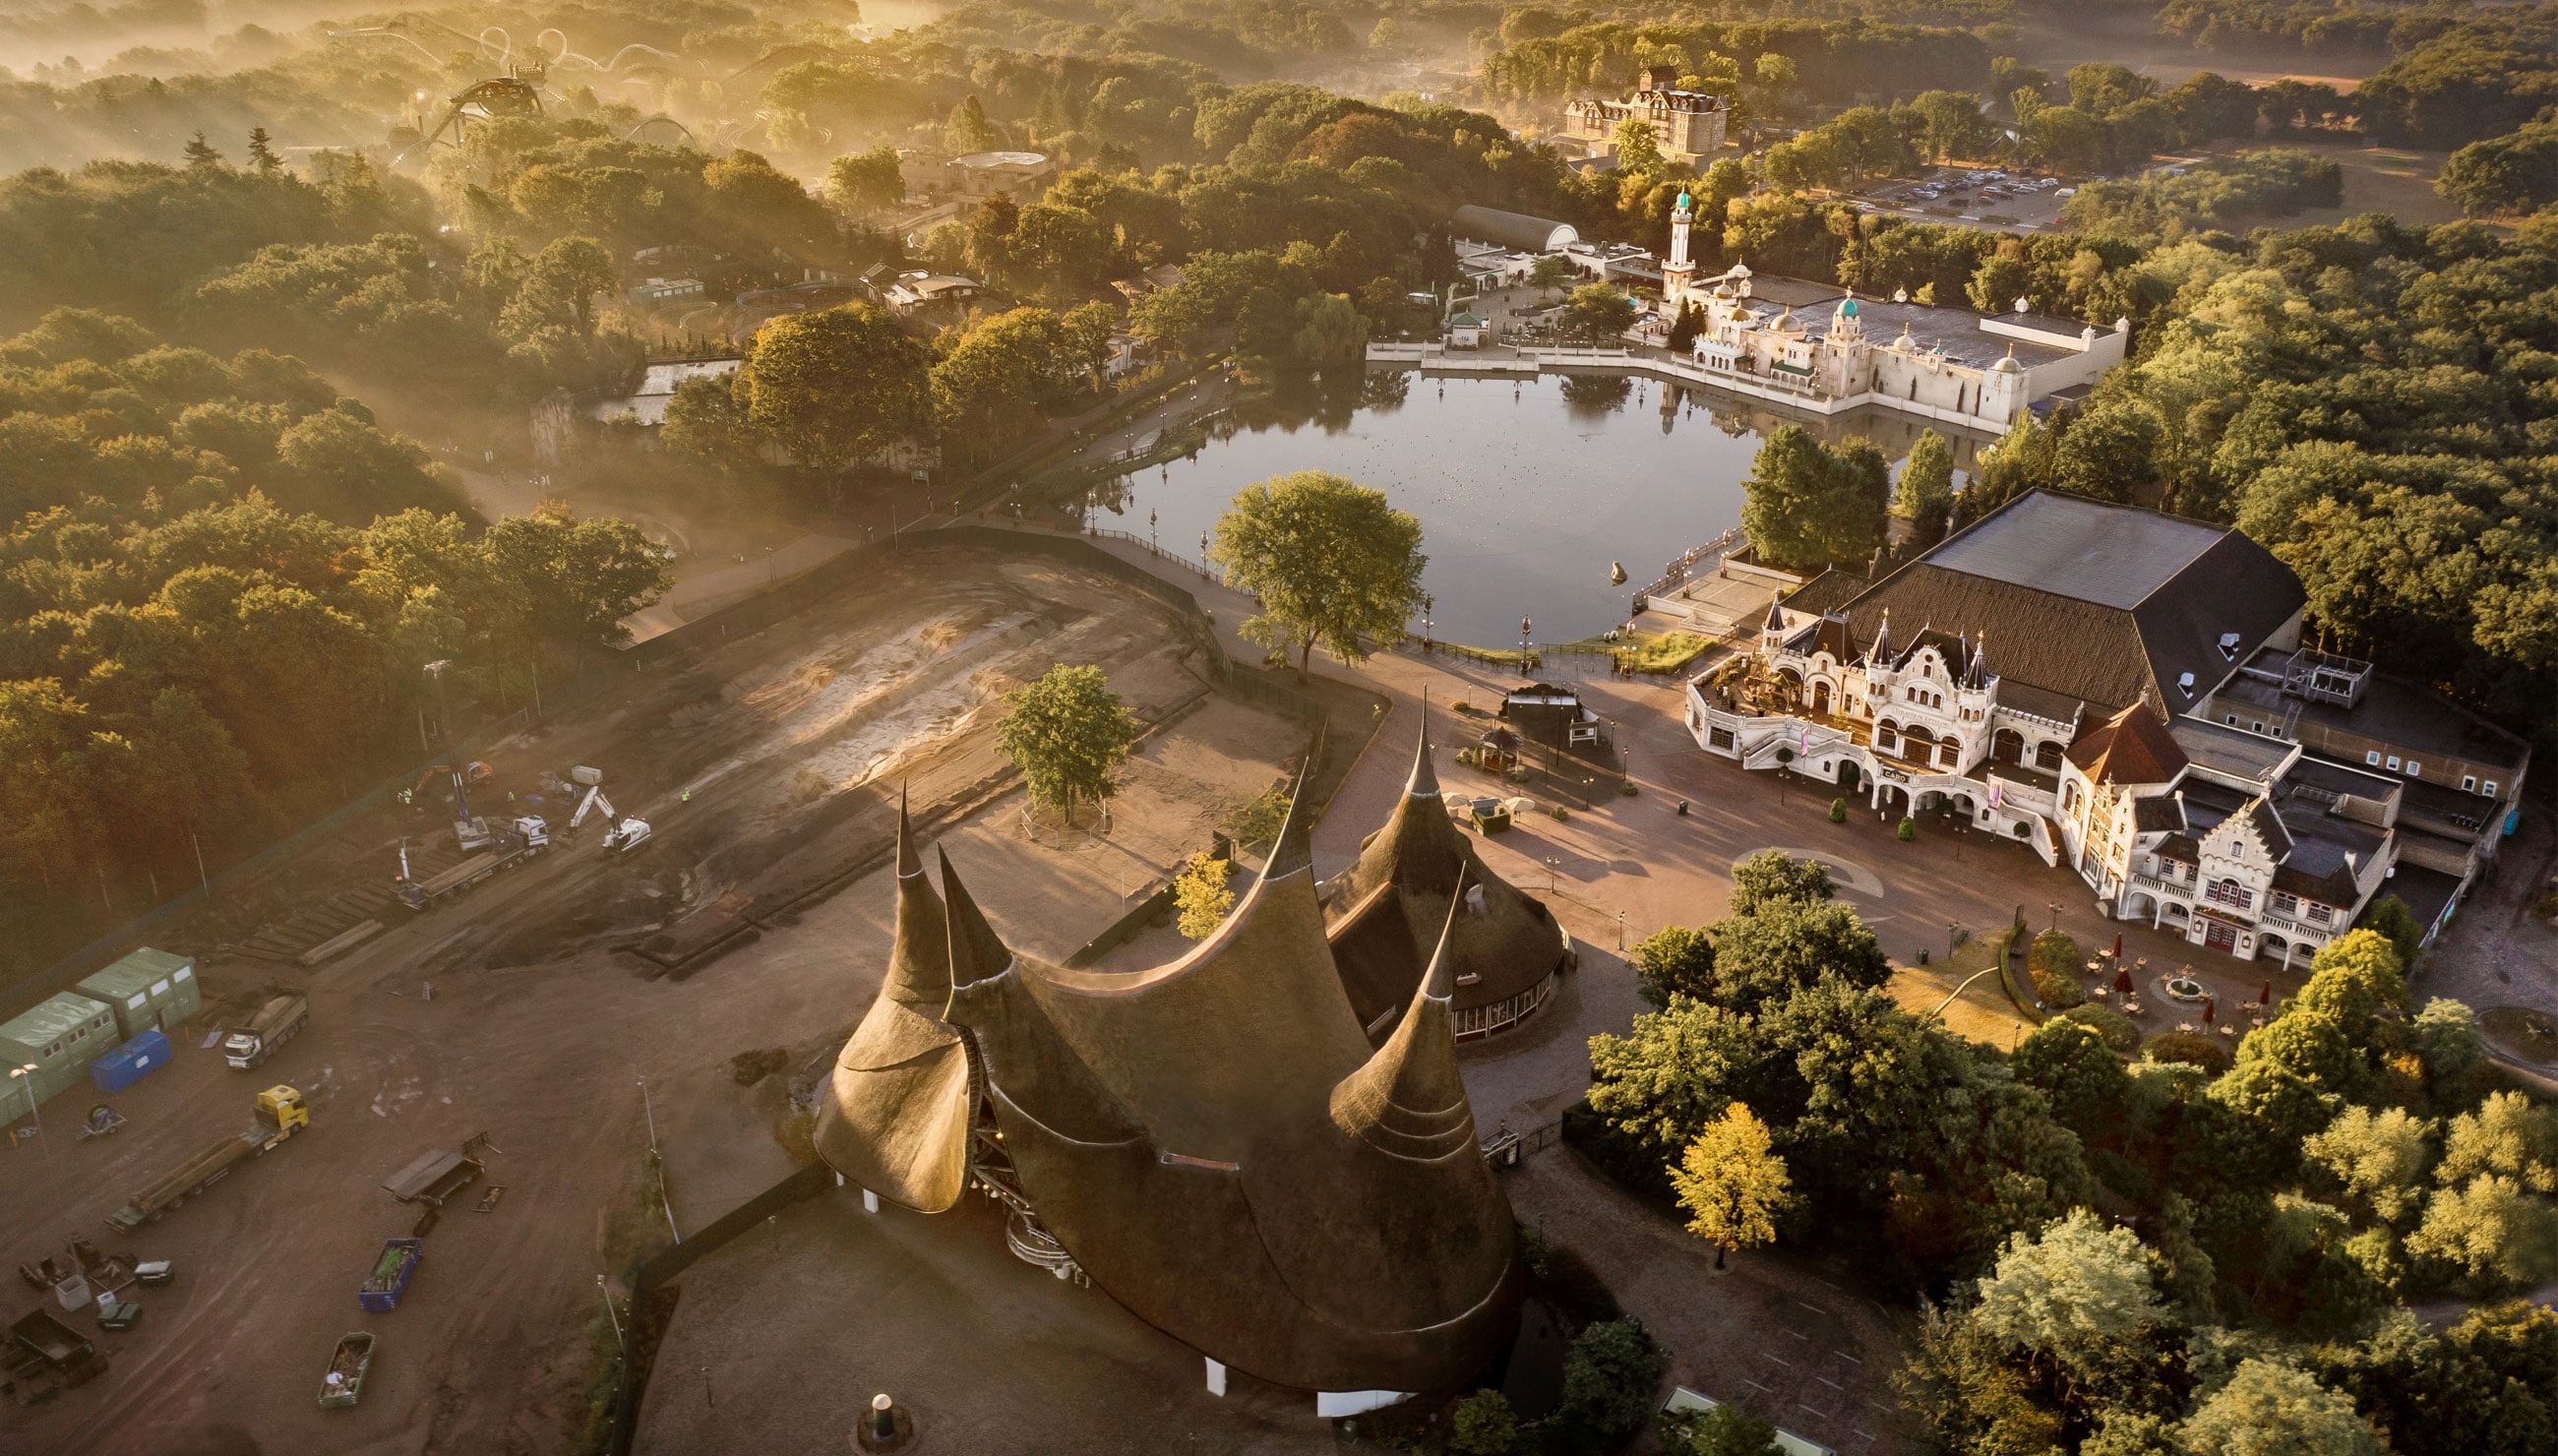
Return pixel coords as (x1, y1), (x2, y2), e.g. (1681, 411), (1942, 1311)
(0, 547), (1302, 1456)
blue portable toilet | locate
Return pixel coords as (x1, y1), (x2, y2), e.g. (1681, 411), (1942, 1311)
(91, 1028), (172, 1094)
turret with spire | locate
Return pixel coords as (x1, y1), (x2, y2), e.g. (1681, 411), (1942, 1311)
(1324, 704), (1570, 1047)
(811, 788), (974, 1212)
(1330, 879), (1477, 1161)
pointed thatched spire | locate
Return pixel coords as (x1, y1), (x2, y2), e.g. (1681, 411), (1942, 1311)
(1264, 758), (1315, 882)
(1329, 878), (1477, 1162)
(896, 784), (923, 879)
(940, 847), (1011, 990)
(1406, 693), (1440, 800)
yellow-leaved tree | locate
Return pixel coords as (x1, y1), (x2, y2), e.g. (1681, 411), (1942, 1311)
(1670, 1103), (1797, 1269)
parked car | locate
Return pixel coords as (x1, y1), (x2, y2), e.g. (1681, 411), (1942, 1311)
(2056, 187), (2078, 198)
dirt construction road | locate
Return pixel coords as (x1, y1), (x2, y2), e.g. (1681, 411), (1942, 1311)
(0, 547), (1299, 1456)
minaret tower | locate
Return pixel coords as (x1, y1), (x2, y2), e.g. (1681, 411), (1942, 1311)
(1662, 188), (1696, 310)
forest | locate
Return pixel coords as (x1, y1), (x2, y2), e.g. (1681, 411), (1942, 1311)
(1567, 854), (2558, 1456)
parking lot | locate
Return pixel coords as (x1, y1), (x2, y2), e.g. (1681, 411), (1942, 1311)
(1852, 165), (2075, 232)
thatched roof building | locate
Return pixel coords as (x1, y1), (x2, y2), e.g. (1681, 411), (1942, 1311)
(814, 777), (1525, 1397)
(1325, 709), (1570, 1043)
(810, 794), (972, 1212)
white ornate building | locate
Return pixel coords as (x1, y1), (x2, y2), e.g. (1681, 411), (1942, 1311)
(1684, 491), (2529, 963)
(1662, 226), (2128, 433)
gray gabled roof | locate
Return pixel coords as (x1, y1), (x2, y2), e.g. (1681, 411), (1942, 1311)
(1837, 492), (2304, 719)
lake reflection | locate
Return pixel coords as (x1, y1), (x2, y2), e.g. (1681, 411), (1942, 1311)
(1086, 370), (1992, 648)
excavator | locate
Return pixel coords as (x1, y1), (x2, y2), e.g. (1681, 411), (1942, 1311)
(568, 782), (651, 854)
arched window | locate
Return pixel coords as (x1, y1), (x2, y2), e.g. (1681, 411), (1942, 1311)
(2035, 740), (2065, 771)
(2061, 781), (2077, 813)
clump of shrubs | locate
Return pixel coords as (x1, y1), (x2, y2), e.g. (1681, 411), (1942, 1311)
(2143, 1029), (2231, 1074)
(2027, 930), (2086, 1009)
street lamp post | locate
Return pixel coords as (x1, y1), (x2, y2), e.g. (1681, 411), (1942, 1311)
(422, 659), (453, 747)
(2047, 901), (2061, 937)
(597, 1275), (626, 1355)
(1149, 508), (1158, 554)
(1422, 593), (1434, 649)
(11, 1063), (48, 1176)
(1947, 921), (1959, 959)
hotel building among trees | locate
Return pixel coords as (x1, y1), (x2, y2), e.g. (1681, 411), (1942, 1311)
(1686, 491), (2528, 964)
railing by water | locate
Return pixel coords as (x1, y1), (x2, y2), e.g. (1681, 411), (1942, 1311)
(1631, 525), (1747, 616)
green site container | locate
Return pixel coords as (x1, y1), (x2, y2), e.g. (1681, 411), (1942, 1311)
(77, 948), (203, 1040)
(0, 993), (121, 1109)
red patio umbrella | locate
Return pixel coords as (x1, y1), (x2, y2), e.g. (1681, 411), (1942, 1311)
(2203, 997), (2216, 1026)
(2113, 967), (2134, 996)
(2111, 932), (2124, 960)
(2259, 979), (2272, 1007)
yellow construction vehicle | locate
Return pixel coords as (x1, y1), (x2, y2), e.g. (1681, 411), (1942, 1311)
(108, 1086), (309, 1230)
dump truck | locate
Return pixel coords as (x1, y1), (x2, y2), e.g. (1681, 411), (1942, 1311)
(106, 1086), (309, 1232)
(395, 819), (548, 912)
(222, 992), (309, 1071)
(3, 1308), (107, 1404)
(357, 1239), (423, 1313)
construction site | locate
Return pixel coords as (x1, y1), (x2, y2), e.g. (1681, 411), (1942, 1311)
(0, 535), (1334, 1454)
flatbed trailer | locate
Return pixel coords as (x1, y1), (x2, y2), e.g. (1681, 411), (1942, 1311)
(396, 820), (547, 912)
(106, 1086), (308, 1232)
(380, 1148), (484, 1207)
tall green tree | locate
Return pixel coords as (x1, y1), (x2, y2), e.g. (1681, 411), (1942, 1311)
(1210, 471), (1425, 679)
(995, 664), (1139, 824)
(2182, 1359), (2382, 1456)
(1895, 428), (1957, 548)
(945, 93), (1002, 153)
(736, 304), (932, 486)
(824, 145), (906, 217)
(1739, 426), (1888, 572)
(1563, 280), (1637, 343)
(1630, 925), (1716, 1008)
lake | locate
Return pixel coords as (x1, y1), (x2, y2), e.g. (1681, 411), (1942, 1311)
(1080, 370), (1995, 650)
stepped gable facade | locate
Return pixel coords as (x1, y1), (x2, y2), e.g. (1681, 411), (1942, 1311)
(1323, 709), (1570, 1045)
(815, 778), (1523, 1399)
(1686, 489), (2530, 966)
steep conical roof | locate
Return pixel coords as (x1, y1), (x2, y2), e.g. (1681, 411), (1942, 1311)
(1406, 695), (1440, 799)
(1325, 716), (1567, 1044)
(880, 788), (951, 1007)
(1330, 880), (1477, 1161)
(1263, 759), (1315, 882)
(941, 845), (1014, 992)
(811, 789), (970, 1212)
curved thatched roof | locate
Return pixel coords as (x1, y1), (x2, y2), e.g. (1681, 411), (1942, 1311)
(942, 787), (1520, 1393)
(1325, 710), (1567, 1043)
(810, 795), (973, 1213)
